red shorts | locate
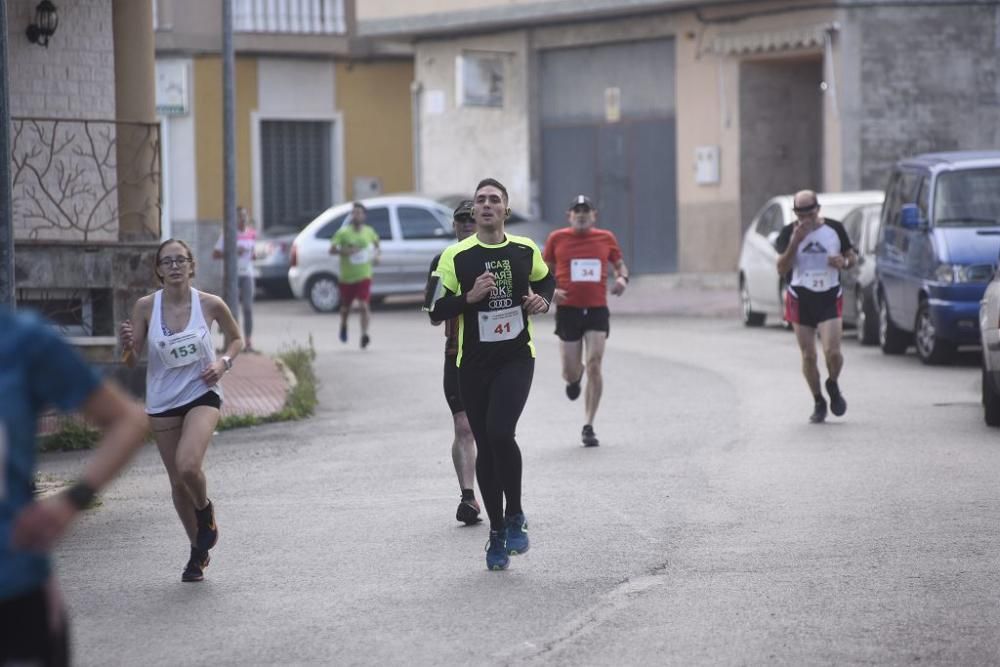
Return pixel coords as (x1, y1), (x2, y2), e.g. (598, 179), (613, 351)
(784, 285), (843, 327)
(339, 278), (372, 304)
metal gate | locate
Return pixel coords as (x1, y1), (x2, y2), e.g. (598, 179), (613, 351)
(539, 39), (677, 274)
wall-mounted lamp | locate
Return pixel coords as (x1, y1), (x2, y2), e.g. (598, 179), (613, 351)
(26, 1), (59, 48)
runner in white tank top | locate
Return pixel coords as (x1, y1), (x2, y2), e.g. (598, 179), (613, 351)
(145, 286), (222, 414)
(119, 239), (244, 582)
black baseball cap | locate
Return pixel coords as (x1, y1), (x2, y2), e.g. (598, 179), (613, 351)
(569, 195), (594, 210)
(453, 199), (474, 220)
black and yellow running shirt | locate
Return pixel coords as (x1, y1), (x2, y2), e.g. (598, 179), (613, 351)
(425, 233), (556, 368)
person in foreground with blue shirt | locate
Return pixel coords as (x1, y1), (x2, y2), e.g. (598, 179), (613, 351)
(1, 307), (148, 666)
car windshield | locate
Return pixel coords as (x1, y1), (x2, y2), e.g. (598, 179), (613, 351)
(933, 168), (1000, 226)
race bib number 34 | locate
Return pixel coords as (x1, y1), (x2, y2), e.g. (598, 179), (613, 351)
(478, 306), (525, 343)
(570, 258), (602, 283)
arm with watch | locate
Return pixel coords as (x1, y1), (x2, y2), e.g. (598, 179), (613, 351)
(12, 360), (149, 552)
(611, 258), (630, 296)
(199, 294), (244, 386)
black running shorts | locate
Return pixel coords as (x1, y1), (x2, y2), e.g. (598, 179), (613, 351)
(149, 391), (222, 418)
(0, 585), (70, 666)
(443, 355), (464, 415)
(784, 285), (843, 328)
(554, 306), (610, 342)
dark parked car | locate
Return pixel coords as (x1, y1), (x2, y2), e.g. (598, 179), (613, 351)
(876, 152), (1000, 364)
(840, 203), (882, 344)
(253, 225), (298, 297)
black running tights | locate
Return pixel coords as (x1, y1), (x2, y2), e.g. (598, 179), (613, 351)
(459, 357), (534, 531)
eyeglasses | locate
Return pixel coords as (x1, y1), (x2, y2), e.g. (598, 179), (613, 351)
(793, 204), (819, 215)
(454, 215), (474, 224)
(158, 256), (192, 268)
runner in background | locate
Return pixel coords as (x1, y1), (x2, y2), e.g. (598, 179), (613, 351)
(426, 199), (481, 525)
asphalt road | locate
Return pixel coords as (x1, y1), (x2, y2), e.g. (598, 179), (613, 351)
(42, 299), (1000, 666)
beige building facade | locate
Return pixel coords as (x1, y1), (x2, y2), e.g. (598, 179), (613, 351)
(154, 0), (414, 294)
(359, 0), (994, 273)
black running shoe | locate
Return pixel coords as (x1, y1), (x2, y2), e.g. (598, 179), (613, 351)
(456, 498), (482, 525)
(194, 500), (218, 552)
(339, 325), (347, 343)
(809, 399), (828, 424)
(825, 379), (847, 417)
(361, 333), (371, 349)
(581, 424), (599, 447)
(182, 546), (210, 582)
(566, 379), (581, 401)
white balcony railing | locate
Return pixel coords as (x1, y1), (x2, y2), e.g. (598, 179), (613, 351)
(235, 0), (346, 35)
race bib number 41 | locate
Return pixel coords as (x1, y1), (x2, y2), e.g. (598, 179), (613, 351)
(478, 306), (525, 343)
(570, 258), (602, 282)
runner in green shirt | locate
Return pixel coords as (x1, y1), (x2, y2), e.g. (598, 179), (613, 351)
(329, 202), (381, 348)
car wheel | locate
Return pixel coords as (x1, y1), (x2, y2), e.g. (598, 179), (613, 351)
(740, 276), (765, 327)
(855, 288), (879, 346)
(878, 292), (910, 355)
(983, 367), (1000, 427)
(306, 274), (340, 313)
(914, 299), (956, 365)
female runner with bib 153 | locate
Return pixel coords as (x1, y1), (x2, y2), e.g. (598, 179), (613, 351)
(119, 239), (244, 582)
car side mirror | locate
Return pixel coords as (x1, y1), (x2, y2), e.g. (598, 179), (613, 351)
(900, 204), (925, 230)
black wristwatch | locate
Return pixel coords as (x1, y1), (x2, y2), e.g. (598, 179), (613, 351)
(221, 355), (233, 372)
(64, 481), (97, 510)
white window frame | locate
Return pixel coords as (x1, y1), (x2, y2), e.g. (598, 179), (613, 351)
(251, 110), (344, 233)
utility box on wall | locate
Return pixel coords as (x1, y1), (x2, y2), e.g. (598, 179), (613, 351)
(695, 146), (721, 185)
(353, 177), (383, 200)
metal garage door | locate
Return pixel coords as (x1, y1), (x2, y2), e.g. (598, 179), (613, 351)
(540, 39), (677, 274)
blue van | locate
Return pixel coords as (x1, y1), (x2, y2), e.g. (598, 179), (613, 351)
(875, 152), (1000, 364)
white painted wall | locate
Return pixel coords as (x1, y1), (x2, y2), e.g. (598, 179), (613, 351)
(157, 59), (198, 241)
(251, 58), (343, 222)
(257, 58), (336, 114)
(8, 0), (116, 118)
(415, 32), (531, 211)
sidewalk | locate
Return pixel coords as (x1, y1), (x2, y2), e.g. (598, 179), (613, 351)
(610, 272), (739, 317)
(38, 351), (291, 437)
(219, 351), (291, 419)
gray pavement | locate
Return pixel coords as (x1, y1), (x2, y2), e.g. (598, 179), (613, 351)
(40, 288), (1000, 665)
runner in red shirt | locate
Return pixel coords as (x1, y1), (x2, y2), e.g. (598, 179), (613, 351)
(543, 195), (630, 447)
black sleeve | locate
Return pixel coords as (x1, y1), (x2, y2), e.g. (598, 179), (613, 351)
(531, 270), (556, 305)
(825, 219), (854, 254)
(425, 255), (441, 323)
(429, 291), (466, 322)
(774, 223), (794, 254)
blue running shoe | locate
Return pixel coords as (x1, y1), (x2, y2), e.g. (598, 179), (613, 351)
(505, 513), (529, 555)
(485, 529), (510, 570)
(339, 325), (347, 343)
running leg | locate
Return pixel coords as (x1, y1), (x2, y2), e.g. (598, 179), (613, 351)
(817, 318), (844, 381)
(174, 406), (221, 510)
(484, 358), (534, 519)
(582, 331), (607, 426)
(151, 415), (197, 543)
(460, 367), (503, 529)
(451, 411), (476, 492)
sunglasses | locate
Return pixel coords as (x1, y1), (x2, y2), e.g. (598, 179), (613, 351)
(454, 215), (474, 223)
(793, 204), (819, 215)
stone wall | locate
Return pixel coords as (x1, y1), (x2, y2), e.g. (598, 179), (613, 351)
(856, 5), (1000, 188)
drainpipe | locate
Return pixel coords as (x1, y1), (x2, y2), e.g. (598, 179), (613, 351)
(410, 80), (422, 193)
(0, 0), (13, 306)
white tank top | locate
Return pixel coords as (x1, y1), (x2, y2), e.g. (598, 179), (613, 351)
(145, 288), (222, 414)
